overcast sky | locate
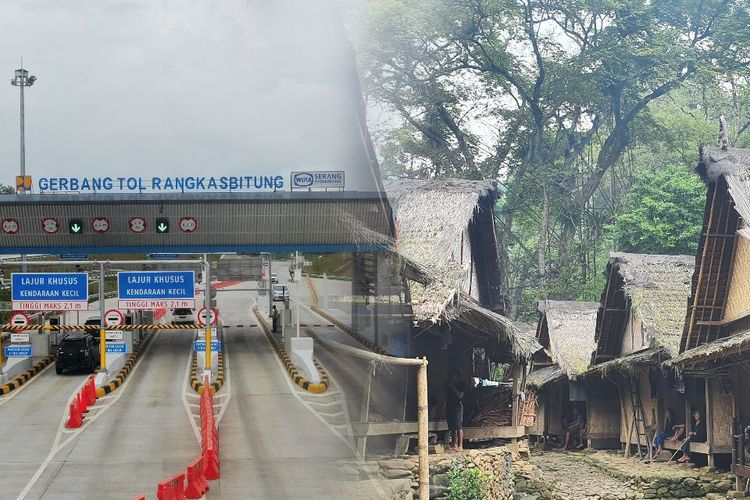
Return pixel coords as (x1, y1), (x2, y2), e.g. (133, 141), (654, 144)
(0, 0), (380, 191)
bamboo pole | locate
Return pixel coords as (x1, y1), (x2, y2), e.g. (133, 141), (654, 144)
(311, 334), (430, 498)
(417, 358), (429, 500)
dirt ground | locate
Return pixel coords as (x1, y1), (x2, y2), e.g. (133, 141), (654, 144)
(529, 451), (639, 500)
(525, 449), (738, 500)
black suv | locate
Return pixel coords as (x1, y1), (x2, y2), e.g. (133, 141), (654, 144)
(56, 333), (100, 374)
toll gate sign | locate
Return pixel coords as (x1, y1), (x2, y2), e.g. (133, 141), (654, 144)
(11, 273), (89, 311)
(117, 271), (195, 309)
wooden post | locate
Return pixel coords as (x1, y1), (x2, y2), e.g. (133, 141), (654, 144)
(511, 363), (522, 428)
(356, 363), (375, 461)
(417, 358), (429, 500)
(705, 377), (714, 467)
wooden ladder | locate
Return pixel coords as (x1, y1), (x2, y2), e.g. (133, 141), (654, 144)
(626, 376), (652, 460)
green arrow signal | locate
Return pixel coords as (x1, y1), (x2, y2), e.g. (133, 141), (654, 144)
(69, 219), (83, 234)
(156, 218), (169, 233)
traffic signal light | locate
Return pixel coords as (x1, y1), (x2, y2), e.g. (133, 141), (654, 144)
(69, 219), (83, 234)
(156, 218), (169, 233)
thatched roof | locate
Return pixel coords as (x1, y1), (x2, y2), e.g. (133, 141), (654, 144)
(666, 330), (750, 369)
(453, 297), (541, 358)
(385, 179), (498, 302)
(385, 179), (499, 321)
(384, 179), (540, 359)
(537, 300), (598, 378)
(588, 347), (670, 376)
(600, 253), (694, 358)
(700, 146), (750, 241)
(527, 365), (566, 389)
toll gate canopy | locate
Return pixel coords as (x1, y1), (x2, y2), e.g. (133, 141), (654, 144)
(0, 191), (392, 255)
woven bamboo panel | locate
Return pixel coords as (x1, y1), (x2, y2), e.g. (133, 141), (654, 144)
(725, 236), (750, 320)
(709, 378), (735, 448)
(519, 391), (538, 427)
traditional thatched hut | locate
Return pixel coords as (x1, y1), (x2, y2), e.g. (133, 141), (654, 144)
(588, 252), (694, 455)
(526, 300), (598, 442)
(666, 146), (750, 476)
(384, 179), (541, 440)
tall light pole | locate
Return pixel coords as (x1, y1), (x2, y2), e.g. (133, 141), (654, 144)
(11, 66), (36, 272)
(10, 66), (36, 178)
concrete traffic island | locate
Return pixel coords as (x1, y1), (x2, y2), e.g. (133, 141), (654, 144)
(0, 354), (55, 394)
(95, 332), (155, 397)
(310, 304), (390, 356)
(253, 305), (330, 393)
(189, 348), (225, 394)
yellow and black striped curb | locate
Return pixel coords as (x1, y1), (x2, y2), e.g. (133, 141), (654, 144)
(190, 346), (225, 395)
(0, 354), (56, 395)
(96, 334), (154, 397)
(252, 306), (329, 394)
(309, 305), (390, 356)
(2, 324), (203, 331)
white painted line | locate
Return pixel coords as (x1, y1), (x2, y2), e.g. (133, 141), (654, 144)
(215, 333), (231, 425)
(0, 361), (55, 407)
(181, 333), (202, 445)
(257, 315), (355, 452)
(15, 331), (162, 500)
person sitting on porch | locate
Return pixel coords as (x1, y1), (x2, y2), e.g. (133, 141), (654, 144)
(677, 410), (707, 463)
(652, 408), (684, 459)
(563, 406), (586, 450)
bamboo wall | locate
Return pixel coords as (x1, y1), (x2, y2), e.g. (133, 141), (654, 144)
(735, 367), (750, 419)
(618, 370), (656, 445)
(548, 382), (565, 437)
(725, 236), (750, 321)
(586, 377), (620, 447)
(619, 311), (647, 357)
(528, 395), (546, 436)
(708, 377), (735, 449)
(528, 382), (566, 437)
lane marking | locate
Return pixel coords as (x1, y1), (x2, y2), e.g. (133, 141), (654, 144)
(215, 333), (232, 425)
(16, 331), (162, 500)
(251, 298), (354, 452)
(181, 332), (202, 445)
(0, 362), (56, 407)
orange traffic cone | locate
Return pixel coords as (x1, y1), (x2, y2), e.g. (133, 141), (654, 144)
(78, 391), (88, 414)
(65, 402), (82, 428)
(89, 378), (98, 403)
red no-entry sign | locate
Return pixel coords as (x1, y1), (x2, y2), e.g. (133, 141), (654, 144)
(197, 306), (218, 326)
(9, 311), (30, 327)
(104, 308), (125, 326)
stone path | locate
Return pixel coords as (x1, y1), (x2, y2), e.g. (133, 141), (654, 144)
(529, 451), (639, 500)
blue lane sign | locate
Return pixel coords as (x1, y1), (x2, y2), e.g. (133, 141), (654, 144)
(105, 342), (127, 353)
(5, 345), (32, 357)
(194, 341), (222, 352)
(117, 271), (195, 309)
(11, 273), (89, 311)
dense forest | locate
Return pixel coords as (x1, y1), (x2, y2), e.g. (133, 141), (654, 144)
(354, 0), (750, 319)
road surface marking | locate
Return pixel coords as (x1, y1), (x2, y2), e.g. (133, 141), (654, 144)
(16, 331), (162, 500)
(0, 362), (55, 407)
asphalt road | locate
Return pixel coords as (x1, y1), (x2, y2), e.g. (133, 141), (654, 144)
(212, 282), (382, 499)
(8, 329), (197, 500)
(0, 275), (388, 499)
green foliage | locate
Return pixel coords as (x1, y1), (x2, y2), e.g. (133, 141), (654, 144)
(357, 0), (750, 318)
(446, 459), (492, 500)
(0, 184), (15, 195)
(607, 166), (706, 255)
